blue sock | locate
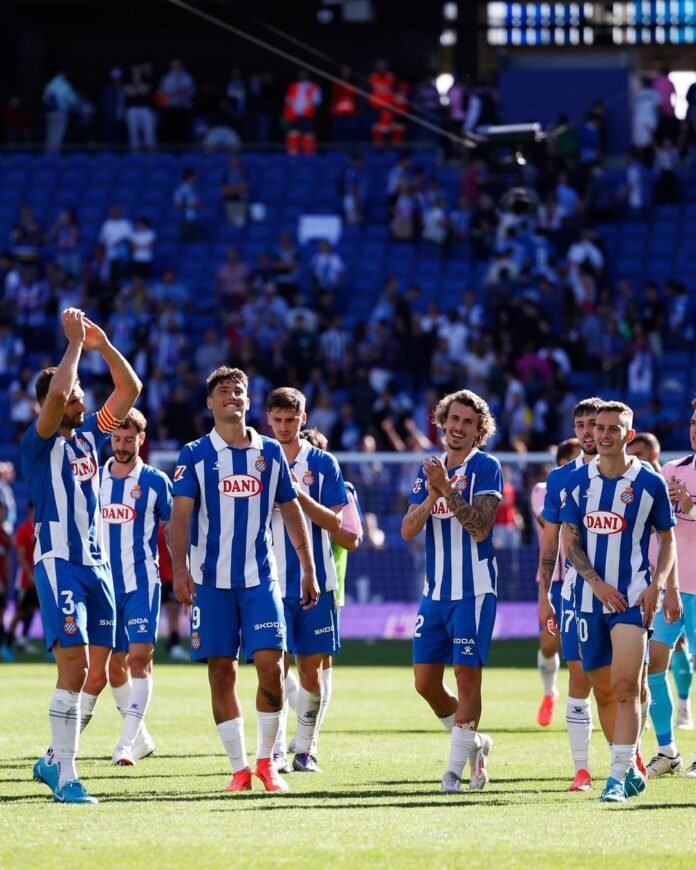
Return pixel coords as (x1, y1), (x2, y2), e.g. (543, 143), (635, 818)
(648, 671), (674, 748)
(671, 647), (693, 701)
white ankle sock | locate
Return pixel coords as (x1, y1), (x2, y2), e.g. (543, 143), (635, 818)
(610, 743), (635, 782)
(217, 718), (248, 773)
(640, 698), (649, 739)
(256, 711), (281, 760)
(658, 741), (678, 757)
(446, 722), (477, 778)
(566, 697), (592, 773)
(294, 687), (322, 754)
(49, 689), (81, 786)
(273, 700), (289, 757)
(313, 668), (333, 745)
(118, 677), (152, 749)
(538, 650), (560, 697)
(285, 669), (299, 712)
(438, 712), (456, 733)
(111, 679), (132, 717)
(79, 692), (99, 733)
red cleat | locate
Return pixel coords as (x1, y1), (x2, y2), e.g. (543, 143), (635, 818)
(537, 692), (558, 727)
(254, 758), (290, 792)
(224, 768), (252, 792)
(568, 768), (592, 792)
(635, 750), (647, 777)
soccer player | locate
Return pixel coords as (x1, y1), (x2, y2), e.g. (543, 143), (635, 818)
(100, 408), (172, 766)
(560, 401), (678, 803)
(644, 401), (696, 778)
(628, 432), (662, 472)
(3, 504), (39, 660)
(266, 390), (347, 773)
(401, 389), (502, 794)
(22, 308), (141, 804)
(531, 437), (581, 727)
(170, 366), (318, 793)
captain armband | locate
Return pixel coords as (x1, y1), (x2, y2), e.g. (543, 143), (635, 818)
(96, 404), (124, 434)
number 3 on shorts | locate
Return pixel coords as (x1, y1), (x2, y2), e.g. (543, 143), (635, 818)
(414, 614), (424, 638)
(60, 590), (75, 616)
(191, 606), (201, 631)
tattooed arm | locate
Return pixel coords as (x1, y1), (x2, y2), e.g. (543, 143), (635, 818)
(537, 521), (560, 631)
(445, 491), (500, 542)
(562, 521), (628, 612)
(401, 489), (440, 541)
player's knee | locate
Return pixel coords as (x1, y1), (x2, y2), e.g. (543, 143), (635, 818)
(592, 682), (614, 709)
(539, 634), (558, 658)
(208, 661), (236, 696)
(108, 657), (128, 685)
(611, 676), (639, 703)
(128, 656), (152, 678)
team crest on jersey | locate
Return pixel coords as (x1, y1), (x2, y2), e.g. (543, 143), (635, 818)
(583, 510), (627, 535)
(70, 455), (97, 482)
(620, 486), (634, 504)
(451, 473), (467, 491)
(302, 470), (314, 486)
(218, 474), (263, 497)
(130, 485), (142, 500)
(63, 616), (78, 635)
(412, 477), (424, 494)
(255, 455), (267, 473)
(174, 465), (186, 481)
(191, 631), (201, 650)
(102, 503), (136, 524)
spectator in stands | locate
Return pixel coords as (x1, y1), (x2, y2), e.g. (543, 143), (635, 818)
(330, 401), (361, 452)
(42, 70), (78, 152)
(9, 366), (37, 439)
(215, 246), (249, 309)
(342, 153), (366, 225)
(130, 216), (156, 278)
(174, 167), (202, 242)
(653, 64), (678, 141)
(11, 205), (44, 264)
(99, 204), (133, 282)
(422, 195), (449, 247)
(100, 68), (126, 144)
(330, 65), (360, 142)
(368, 59), (397, 146)
(626, 323), (654, 396)
(621, 147), (651, 218)
(654, 138), (679, 204)
(0, 462), (16, 533)
(390, 179), (418, 241)
(283, 69), (322, 155)
(493, 473), (524, 549)
(632, 75), (662, 164)
(0, 319), (25, 375)
(48, 208), (81, 277)
(7, 264), (52, 353)
(151, 266), (189, 308)
(310, 239), (345, 294)
(220, 152), (250, 227)
(247, 71), (276, 143)
(125, 62), (157, 150)
(158, 59), (196, 143)
(221, 68), (246, 135)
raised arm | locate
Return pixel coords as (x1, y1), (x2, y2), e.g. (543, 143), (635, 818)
(423, 455), (499, 542)
(35, 308), (85, 439)
(279, 498), (319, 609)
(83, 317), (142, 422)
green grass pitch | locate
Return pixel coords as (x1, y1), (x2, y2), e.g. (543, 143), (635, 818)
(1, 640), (695, 869)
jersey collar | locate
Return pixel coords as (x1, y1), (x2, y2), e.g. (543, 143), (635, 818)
(210, 426), (263, 452)
(587, 455), (642, 481)
(440, 446), (478, 471)
(294, 439), (312, 465)
(103, 456), (144, 480)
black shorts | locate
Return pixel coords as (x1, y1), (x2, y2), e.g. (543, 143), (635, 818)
(16, 585), (40, 614)
(160, 582), (176, 605)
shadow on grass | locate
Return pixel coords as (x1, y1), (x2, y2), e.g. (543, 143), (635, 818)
(613, 802), (696, 811)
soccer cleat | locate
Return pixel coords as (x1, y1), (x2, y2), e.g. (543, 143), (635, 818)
(676, 705), (694, 730)
(292, 752), (322, 773)
(684, 761), (696, 778)
(254, 758), (290, 792)
(646, 753), (682, 778)
(169, 644), (189, 662)
(132, 725), (156, 761)
(223, 768), (252, 792)
(537, 691), (558, 727)
(469, 734), (493, 791)
(600, 776), (627, 803)
(624, 765), (647, 798)
(0, 644), (16, 663)
(568, 768), (592, 792)
(53, 779), (98, 804)
(273, 752), (291, 774)
(33, 757), (59, 793)
(440, 770), (463, 794)
(635, 750), (647, 777)
(112, 745), (135, 766)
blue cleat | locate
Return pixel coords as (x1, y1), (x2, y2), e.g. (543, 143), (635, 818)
(53, 780), (98, 804)
(624, 765), (647, 798)
(600, 776), (627, 804)
(33, 757), (59, 794)
(1, 644), (15, 662)
(292, 752), (322, 773)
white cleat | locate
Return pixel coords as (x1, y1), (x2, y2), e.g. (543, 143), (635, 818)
(169, 644), (189, 662)
(646, 753), (682, 778)
(469, 734), (493, 791)
(684, 761), (696, 779)
(676, 703), (694, 730)
(440, 770), (463, 794)
(132, 724), (156, 762)
(112, 744), (135, 766)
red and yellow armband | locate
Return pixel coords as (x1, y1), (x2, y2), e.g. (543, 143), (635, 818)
(96, 404), (124, 434)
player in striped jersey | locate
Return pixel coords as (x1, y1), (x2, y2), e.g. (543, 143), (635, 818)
(402, 389), (502, 795)
(560, 401), (679, 803)
(644, 403), (696, 778)
(531, 437), (581, 728)
(170, 367), (318, 793)
(99, 408), (172, 766)
(22, 308), (141, 804)
(538, 398), (603, 792)
(266, 389), (347, 773)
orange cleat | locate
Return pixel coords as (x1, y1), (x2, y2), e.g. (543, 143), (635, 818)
(635, 750), (647, 777)
(568, 768), (592, 792)
(224, 768), (252, 792)
(254, 757), (290, 792)
(537, 692), (558, 727)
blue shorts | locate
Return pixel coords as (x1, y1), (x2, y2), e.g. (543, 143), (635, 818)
(560, 594), (581, 662)
(576, 605), (646, 672)
(412, 593), (497, 667)
(284, 592), (339, 657)
(651, 591), (696, 651)
(538, 582), (563, 633)
(114, 582), (161, 653)
(34, 558), (115, 651)
(189, 581), (286, 662)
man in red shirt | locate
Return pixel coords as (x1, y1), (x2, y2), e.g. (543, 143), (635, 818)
(2, 504), (37, 661)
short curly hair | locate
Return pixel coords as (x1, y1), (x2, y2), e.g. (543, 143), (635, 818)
(432, 389), (497, 447)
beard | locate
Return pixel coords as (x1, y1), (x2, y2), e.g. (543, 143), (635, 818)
(113, 450), (137, 465)
(62, 411), (84, 429)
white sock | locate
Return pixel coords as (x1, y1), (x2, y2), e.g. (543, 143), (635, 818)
(446, 722), (477, 779)
(678, 697), (692, 716)
(640, 698), (649, 740)
(273, 700), (289, 758)
(438, 712), (456, 733)
(256, 711), (281, 761)
(111, 679), (132, 717)
(313, 668), (333, 748)
(49, 689), (81, 786)
(658, 741), (678, 757)
(79, 692), (99, 733)
(217, 718), (248, 773)
(610, 743), (635, 782)
(286, 669), (299, 712)
(294, 687), (322, 754)
(118, 677), (152, 749)
(566, 697), (592, 773)
(538, 650), (559, 697)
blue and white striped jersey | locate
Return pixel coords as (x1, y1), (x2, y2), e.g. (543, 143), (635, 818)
(100, 458), (172, 595)
(542, 454), (585, 601)
(560, 456), (675, 614)
(172, 427), (297, 589)
(408, 448), (503, 601)
(20, 413), (111, 566)
(270, 440), (347, 598)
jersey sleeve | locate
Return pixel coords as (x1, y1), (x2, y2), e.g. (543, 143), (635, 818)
(407, 466), (428, 506)
(172, 444), (199, 500)
(320, 453), (348, 509)
(274, 448), (298, 505)
(155, 471), (173, 522)
(559, 472), (581, 526)
(541, 470), (563, 525)
(79, 412), (112, 449)
(650, 474), (677, 532)
(473, 455), (503, 500)
(20, 421), (54, 470)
